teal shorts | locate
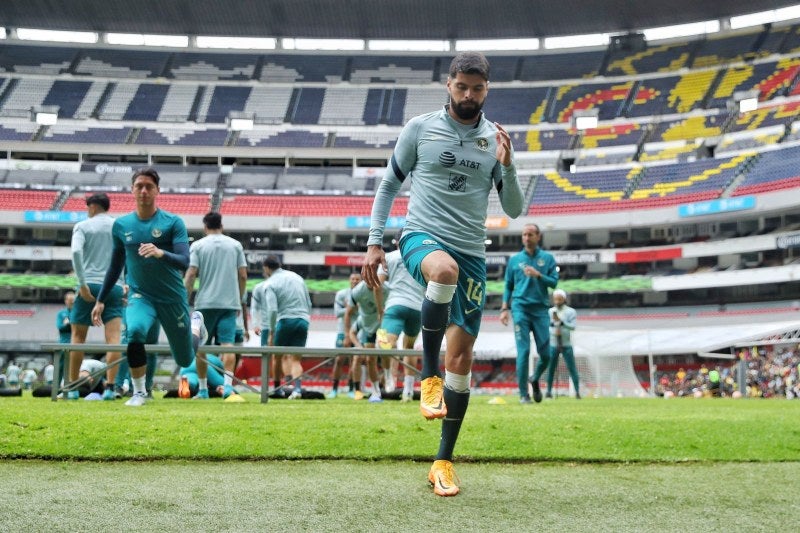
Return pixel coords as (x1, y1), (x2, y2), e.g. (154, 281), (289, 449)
(126, 293), (193, 368)
(260, 329), (270, 346)
(335, 332), (346, 348)
(198, 308), (237, 345)
(274, 318), (309, 347)
(72, 283), (124, 326)
(400, 231), (486, 337)
(381, 304), (421, 338)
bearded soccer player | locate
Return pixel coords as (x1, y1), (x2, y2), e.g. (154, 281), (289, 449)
(362, 51), (524, 496)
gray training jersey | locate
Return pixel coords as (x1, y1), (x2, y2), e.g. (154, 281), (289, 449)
(71, 213), (122, 287)
(265, 268), (312, 330)
(379, 249), (424, 311)
(368, 106), (523, 257)
(189, 233), (246, 310)
(250, 279), (272, 330)
(349, 280), (383, 335)
(334, 287), (352, 334)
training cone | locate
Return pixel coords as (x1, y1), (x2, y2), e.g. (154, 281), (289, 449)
(224, 393), (246, 403)
(487, 397), (507, 405)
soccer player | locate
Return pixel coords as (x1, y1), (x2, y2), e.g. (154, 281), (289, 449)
(328, 272), (361, 399)
(68, 192), (125, 400)
(55, 291), (75, 390)
(184, 212), (247, 400)
(251, 263), (278, 388)
(500, 223), (559, 404)
(91, 167), (206, 407)
(262, 255), (312, 399)
(545, 289), (580, 399)
(362, 51), (523, 496)
(376, 238), (425, 402)
(344, 279), (385, 402)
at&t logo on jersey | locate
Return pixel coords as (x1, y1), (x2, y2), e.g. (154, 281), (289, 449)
(439, 151), (456, 168)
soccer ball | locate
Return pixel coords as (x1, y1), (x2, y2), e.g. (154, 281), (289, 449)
(663, 390), (675, 398)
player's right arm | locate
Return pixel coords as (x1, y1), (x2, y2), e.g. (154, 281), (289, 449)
(363, 119), (419, 288)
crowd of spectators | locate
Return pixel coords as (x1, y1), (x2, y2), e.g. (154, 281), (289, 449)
(653, 344), (800, 398)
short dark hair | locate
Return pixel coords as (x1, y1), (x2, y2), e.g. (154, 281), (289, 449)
(263, 255), (281, 270)
(132, 167), (160, 187)
(85, 192), (110, 211)
(449, 51), (490, 81)
(202, 211), (222, 230)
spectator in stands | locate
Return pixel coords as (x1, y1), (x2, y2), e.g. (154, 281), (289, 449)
(263, 255), (312, 399)
(69, 192), (125, 401)
(500, 223), (559, 404)
(344, 279), (385, 403)
(91, 167), (206, 407)
(55, 291), (75, 389)
(183, 212), (247, 400)
(545, 289), (580, 399)
(327, 272), (361, 399)
(376, 236), (425, 402)
(362, 51), (523, 497)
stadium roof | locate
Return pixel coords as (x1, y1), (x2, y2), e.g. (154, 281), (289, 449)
(1, 0), (799, 40)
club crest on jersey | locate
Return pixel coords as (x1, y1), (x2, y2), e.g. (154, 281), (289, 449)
(151, 228), (162, 238)
(475, 138), (489, 151)
(537, 259), (545, 267)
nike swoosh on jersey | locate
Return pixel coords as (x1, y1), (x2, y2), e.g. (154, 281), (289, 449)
(464, 307), (480, 315)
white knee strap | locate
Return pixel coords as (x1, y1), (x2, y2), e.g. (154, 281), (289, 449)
(445, 370), (471, 393)
(426, 281), (456, 304)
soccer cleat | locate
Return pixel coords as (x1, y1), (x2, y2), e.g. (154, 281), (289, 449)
(178, 376), (191, 399)
(419, 376), (447, 420)
(287, 390), (302, 400)
(193, 388), (209, 400)
(529, 377), (543, 403)
(124, 392), (147, 407)
(353, 390), (364, 401)
(520, 396), (532, 404)
(102, 388), (116, 401)
(545, 391), (553, 399)
(575, 392), (582, 400)
(347, 391), (355, 399)
(327, 390), (338, 399)
(428, 460), (460, 497)
(368, 392), (383, 403)
(190, 310), (208, 345)
(222, 385), (235, 399)
(66, 390), (80, 400)
(401, 392), (412, 403)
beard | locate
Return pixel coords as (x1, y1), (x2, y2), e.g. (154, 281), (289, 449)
(449, 95), (483, 121)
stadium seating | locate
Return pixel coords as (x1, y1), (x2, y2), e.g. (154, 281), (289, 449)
(0, 189), (59, 210)
(219, 194), (409, 217)
(62, 192), (212, 214)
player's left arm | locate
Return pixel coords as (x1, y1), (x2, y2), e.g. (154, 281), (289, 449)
(493, 122), (524, 218)
(183, 266), (198, 298)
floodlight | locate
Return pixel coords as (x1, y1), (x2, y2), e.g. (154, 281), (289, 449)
(732, 89), (760, 114)
(30, 105), (59, 126)
(229, 118), (254, 131)
(572, 109), (599, 131)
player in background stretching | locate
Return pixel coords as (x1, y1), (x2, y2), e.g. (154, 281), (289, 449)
(328, 272), (361, 398)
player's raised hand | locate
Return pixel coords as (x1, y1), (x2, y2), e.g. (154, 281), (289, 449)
(494, 122), (512, 167)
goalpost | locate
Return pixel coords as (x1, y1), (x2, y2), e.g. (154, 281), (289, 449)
(531, 353), (648, 398)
